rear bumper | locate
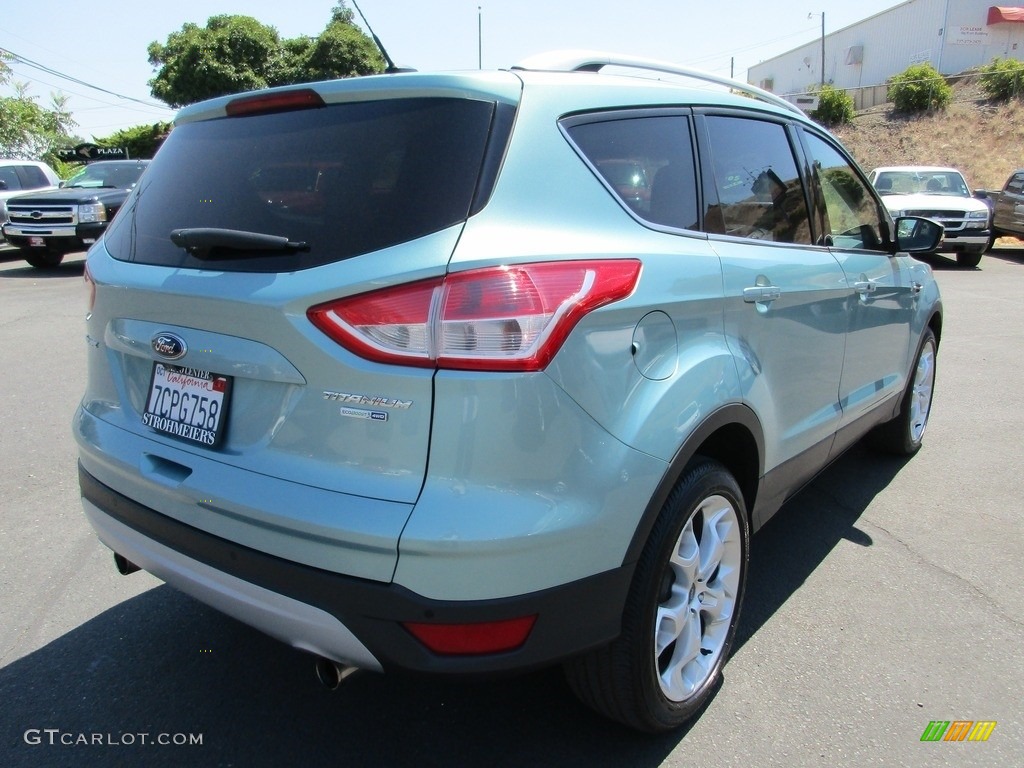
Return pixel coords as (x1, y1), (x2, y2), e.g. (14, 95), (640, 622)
(79, 464), (632, 675)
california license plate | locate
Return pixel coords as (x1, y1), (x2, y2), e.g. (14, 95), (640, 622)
(29, 236), (45, 247)
(143, 363), (231, 447)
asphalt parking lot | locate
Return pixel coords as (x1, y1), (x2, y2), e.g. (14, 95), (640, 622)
(1, 244), (1021, 767)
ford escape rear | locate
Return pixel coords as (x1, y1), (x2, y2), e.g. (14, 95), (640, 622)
(75, 52), (943, 732)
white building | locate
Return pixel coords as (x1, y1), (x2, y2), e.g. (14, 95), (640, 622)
(748, 1), (1024, 107)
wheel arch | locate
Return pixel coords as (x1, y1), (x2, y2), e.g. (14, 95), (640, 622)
(927, 308), (942, 348)
(622, 403), (763, 566)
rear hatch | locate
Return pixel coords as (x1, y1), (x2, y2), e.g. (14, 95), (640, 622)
(81, 74), (521, 550)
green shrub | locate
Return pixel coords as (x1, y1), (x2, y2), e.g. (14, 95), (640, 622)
(811, 84), (855, 125)
(887, 63), (952, 112)
(979, 57), (1024, 101)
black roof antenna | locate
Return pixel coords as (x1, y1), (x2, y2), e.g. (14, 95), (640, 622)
(350, 0), (415, 73)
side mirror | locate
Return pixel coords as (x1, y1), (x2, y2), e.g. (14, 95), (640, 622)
(895, 216), (943, 254)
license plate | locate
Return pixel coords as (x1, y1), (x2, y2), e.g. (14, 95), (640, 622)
(29, 236), (45, 247)
(143, 363), (232, 447)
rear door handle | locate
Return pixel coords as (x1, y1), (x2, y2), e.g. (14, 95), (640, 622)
(854, 280), (876, 295)
(743, 286), (781, 303)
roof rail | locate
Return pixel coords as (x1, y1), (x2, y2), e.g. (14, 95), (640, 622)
(511, 50), (802, 116)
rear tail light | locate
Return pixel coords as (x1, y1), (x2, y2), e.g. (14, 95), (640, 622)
(308, 260), (641, 371)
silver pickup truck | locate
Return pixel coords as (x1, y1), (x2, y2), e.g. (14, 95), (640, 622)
(987, 169), (1024, 242)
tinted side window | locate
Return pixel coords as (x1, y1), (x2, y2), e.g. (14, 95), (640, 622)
(703, 116), (812, 245)
(566, 115), (699, 231)
(803, 132), (885, 251)
(1009, 173), (1024, 194)
(18, 165), (50, 189)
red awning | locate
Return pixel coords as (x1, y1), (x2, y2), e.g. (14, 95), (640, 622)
(988, 6), (1024, 24)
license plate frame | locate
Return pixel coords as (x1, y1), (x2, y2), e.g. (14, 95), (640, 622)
(143, 363), (232, 448)
(28, 236), (46, 247)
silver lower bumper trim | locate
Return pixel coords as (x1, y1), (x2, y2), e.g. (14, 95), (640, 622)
(82, 500), (383, 672)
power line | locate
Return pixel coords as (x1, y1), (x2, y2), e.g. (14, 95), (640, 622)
(6, 65), (173, 116)
(678, 24), (825, 72)
(1, 46), (167, 109)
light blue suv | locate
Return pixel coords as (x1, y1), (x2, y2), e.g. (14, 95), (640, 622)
(74, 51), (943, 732)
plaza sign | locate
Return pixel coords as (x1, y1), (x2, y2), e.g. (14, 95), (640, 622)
(56, 144), (129, 162)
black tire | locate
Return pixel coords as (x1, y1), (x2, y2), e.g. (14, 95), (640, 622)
(955, 249), (983, 268)
(564, 458), (749, 732)
(22, 250), (65, 269)
(869, 327), (937, 456)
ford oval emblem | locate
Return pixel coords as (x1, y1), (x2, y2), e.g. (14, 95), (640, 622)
(152, 332), (187, 360)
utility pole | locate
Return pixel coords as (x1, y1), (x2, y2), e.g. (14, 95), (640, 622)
(808, 11), (825, 87)
(478, 7), (483, 69)
(820, 11), (825, 87)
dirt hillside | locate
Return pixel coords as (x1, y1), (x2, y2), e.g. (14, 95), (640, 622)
(831, 89), (1023, 192)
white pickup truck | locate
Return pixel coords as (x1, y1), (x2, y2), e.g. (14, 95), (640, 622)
(0, 159), (60, 241)
(868, 165), (992, 268)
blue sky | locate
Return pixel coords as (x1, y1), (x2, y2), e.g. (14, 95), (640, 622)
(1, 0), (902, 141)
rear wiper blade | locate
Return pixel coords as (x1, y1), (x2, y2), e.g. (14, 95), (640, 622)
(170, 228), (310, 259)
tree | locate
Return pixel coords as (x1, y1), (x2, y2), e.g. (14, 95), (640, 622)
(0, 56), (77, 164)
(148, 15), (284, 108)
(148, 3), (384, 108)
(286, 18), (384, 83)
(94, 123), (173, 160)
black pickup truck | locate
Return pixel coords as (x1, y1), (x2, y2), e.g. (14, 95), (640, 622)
(2, 160), (149, 269)
(977, 169), (1024, 247)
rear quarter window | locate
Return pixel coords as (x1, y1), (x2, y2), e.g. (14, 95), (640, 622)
(106, 97), (502, 272)
(565, 113), (700, 231)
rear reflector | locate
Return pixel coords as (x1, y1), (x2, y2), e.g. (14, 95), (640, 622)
(84, 263), (96, 314)
(402, 616), (538, 655)
(308, 260), (641, 371)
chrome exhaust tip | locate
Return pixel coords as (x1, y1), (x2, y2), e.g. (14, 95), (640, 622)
(314, 656), (360, 690)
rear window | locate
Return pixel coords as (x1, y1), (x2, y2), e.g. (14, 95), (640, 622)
(105, 97), (501, 272)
